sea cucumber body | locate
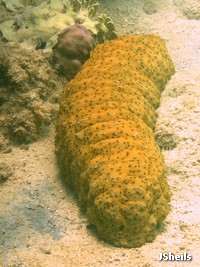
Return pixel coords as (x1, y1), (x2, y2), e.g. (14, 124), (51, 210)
(55, 35), (175, 247)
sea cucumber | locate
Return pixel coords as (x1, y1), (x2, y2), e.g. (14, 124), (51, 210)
(55, 35), (175, 247)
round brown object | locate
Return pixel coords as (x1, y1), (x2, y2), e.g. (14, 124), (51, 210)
(52, 24), (96, 80)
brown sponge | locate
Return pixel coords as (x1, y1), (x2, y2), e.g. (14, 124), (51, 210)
(52, 24), (96, 80)
(55, 35), (175, 247)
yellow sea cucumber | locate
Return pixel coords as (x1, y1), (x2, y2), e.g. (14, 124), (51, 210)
(55, 35), (175, 247)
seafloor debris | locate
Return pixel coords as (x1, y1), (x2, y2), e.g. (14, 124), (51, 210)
(0, 161), (13, 183)
(174, 0), (200, 19)
(0, 42), (66, 144)
(55, 35), (175, 247)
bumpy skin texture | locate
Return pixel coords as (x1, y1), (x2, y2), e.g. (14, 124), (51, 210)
(55, 35), (175, 247)
(52, 24), (96, 80)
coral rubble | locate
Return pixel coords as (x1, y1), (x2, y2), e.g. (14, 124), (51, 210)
(0, 161), (13, 183)
(55, 35), (175, 247)
(0, 43), (66, 144)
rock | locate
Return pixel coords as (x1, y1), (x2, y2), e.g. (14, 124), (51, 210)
(0, 161), (13, 183)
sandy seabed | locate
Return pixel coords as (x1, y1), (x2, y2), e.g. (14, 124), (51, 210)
(0, 0), (200, 266)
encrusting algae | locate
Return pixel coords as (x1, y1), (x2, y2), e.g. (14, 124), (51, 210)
(55, 35), (175, 247)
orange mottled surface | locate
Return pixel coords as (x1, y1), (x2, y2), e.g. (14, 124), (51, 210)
(55, 35), (175, 247)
